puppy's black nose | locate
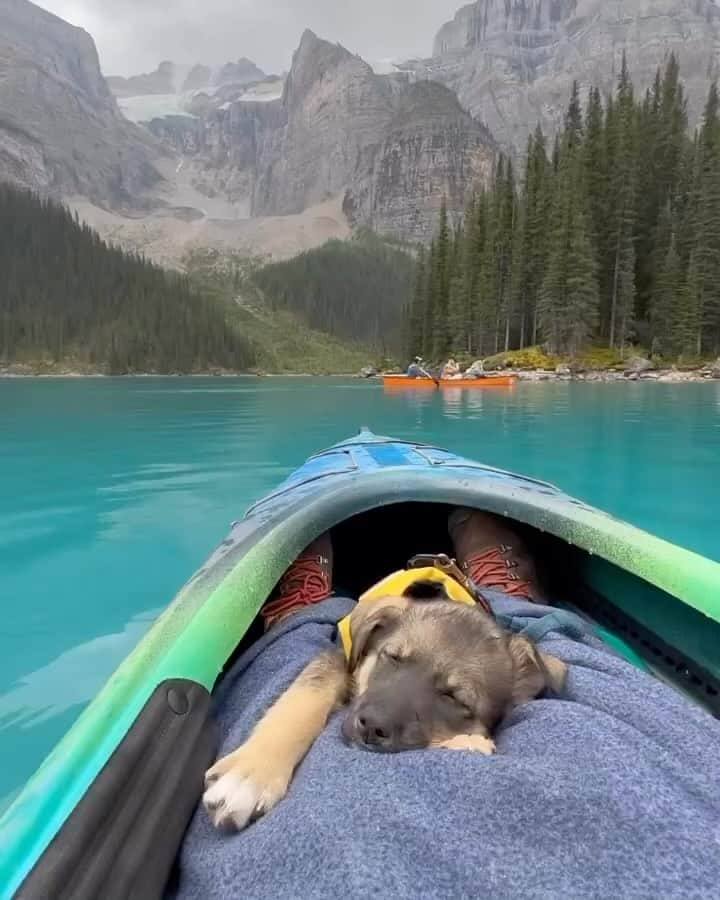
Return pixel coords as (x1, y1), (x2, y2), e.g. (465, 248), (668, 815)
(356, 708), (395, 748)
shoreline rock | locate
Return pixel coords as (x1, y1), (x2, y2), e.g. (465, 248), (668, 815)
(514, 367), (718, 383)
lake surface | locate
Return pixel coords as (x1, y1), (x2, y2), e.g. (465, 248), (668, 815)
(1, 376), (719, 809)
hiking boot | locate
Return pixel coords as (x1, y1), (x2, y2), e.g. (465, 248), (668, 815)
(262, 533), (333, 630)
(448, 508), (541, 602)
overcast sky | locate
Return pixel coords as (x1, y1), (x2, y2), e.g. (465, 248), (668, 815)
(37, 1), (456, 77)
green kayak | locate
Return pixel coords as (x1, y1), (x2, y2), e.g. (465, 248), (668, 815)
(2, 428), (719, 899)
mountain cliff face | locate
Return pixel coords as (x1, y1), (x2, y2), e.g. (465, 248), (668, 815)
(0, 0), (161, 206)
(149, 31), (496, 239)
(405, 0), (720, 151)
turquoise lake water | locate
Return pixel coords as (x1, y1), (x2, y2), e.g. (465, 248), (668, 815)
(1, 376), (719, 809)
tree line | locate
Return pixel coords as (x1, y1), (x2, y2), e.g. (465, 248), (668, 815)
(0, 184), (255, 373)
(252, 229), (414, 353)
(407, 55), (720, 361)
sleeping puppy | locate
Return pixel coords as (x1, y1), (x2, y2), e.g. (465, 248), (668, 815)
(203, 588), (566, 832)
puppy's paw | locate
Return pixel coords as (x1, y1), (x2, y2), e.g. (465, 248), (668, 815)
(437, 733), (497, 755)
(203, 746), (291, 832)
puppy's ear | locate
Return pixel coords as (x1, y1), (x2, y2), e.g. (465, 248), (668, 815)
(348, 596), (409, 671)
(508, 634), (567, 705)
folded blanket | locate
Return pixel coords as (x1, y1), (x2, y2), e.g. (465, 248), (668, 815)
(169, 594), (720, 900)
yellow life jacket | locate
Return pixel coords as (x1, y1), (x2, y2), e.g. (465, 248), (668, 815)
(337, 567), (476, 663)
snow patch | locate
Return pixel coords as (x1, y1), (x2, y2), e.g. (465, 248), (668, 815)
(118, 93), (198, 123)
(239, 80), (284, 103)
(367, 58), (402, 75)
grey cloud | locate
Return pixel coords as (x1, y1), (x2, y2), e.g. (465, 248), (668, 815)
(37, 0), (454, 76)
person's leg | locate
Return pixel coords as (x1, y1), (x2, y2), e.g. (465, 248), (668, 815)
(261, 533), (333, 630)
(263, 508), (542, 632)
(449, 508), (542, 602)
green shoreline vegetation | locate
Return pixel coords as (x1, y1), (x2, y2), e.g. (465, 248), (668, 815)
(0, 184), (256, 375)
(407, 55), (720, 368)
(0, 192), (404, 375)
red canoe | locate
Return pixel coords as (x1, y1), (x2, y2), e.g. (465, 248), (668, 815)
(382, 374), (518, 389)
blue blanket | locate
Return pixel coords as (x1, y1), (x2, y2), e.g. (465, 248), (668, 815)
(170, 594), (720, 899)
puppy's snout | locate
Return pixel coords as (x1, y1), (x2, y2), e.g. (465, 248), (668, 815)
(343, 701), (424, 752)
(356, 708), (395, 748)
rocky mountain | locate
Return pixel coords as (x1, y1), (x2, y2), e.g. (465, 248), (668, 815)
(147, 31), (496, 240)
(0, 0), (161, 207)
(108, 56), (280, 128)
(107, 57), (267, 98)
(402, 0), (720, 151)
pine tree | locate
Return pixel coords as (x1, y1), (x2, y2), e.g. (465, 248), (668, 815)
(422, 239), (438, 356)
(614, 230), (636, 351)
(635, 56), (689, 322)
(565, 80), (584, 152)
(651, 232), (682, 357)
(565, 205), (600, 355)
(690, 82), (720, 354)
(538, 150), (571, 354)
(513, 137), (534, 348)
(583, 86), (605, 253)
(606, 53), (637, 349)
(551, 134), (561, 173)
(679, 249), (704, 357)
(539, 151), (599, 354)
(407, 57), (720, 363)
(498, 158), (518, 351)
(407, 246), (427, 357)
(431, 197), (452, 357)
(477, 187), (499, 355)
(447, 273), (468, 352)
(465, 191), (487, 353)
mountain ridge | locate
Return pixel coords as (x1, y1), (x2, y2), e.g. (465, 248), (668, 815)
(0, 0), (162, 207)
(404, 0), (720, 151)
(146, 29), (496, 241)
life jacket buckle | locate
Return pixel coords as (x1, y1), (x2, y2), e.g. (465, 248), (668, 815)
(406, 553), (492, 615)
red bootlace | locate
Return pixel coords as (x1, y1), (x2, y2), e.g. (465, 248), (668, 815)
(464, 546), (533, 599)
(262, 556), (331, 628)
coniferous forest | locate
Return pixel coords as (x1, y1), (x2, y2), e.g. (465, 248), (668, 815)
(0, 184), (255, 373)
(407, 56), (720, 362)
(252, 229), (414, 351)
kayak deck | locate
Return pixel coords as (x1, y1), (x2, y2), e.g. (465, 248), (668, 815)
(383, 374), (518, 388)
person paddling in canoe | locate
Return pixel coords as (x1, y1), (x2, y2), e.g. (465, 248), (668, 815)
(171, 510), (720, 900)
(406, 356), (435, 380)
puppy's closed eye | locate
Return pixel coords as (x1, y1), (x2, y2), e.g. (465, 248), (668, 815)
(439, 688), (474, 718)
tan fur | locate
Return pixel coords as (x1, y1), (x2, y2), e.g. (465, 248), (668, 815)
(203, 651), (347, 831)
(436, 733), (497, 755)
(347, 595), (410, 671)
(507, 634), (567, 706)
(538, 651), (567, 694)
(353, 651), (379, 696)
